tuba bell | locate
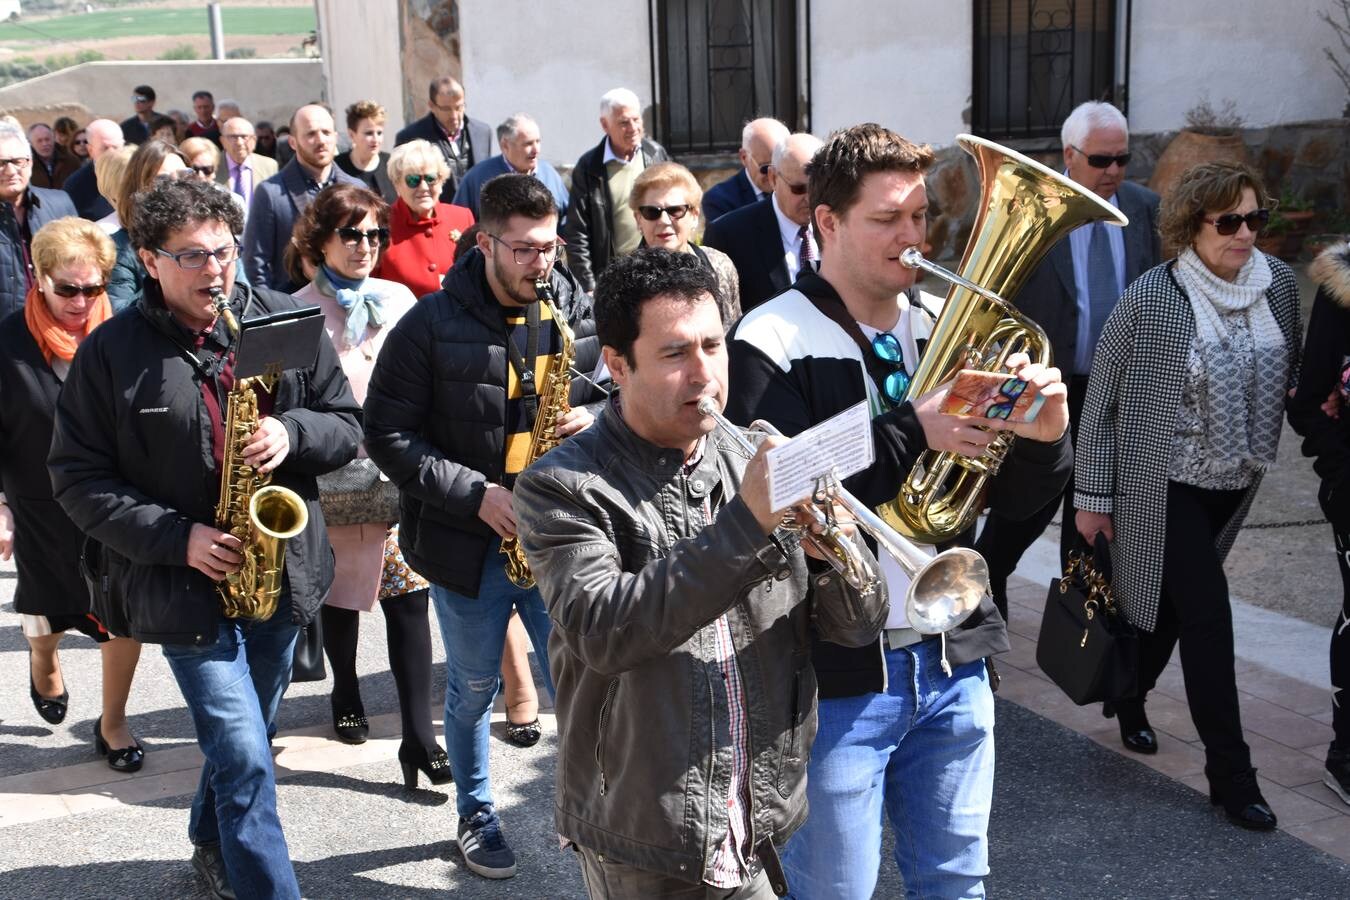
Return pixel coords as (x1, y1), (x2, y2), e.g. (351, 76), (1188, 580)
(877, 134), (1129, 545)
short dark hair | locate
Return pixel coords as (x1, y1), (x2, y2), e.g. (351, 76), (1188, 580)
(128, 176), (244, 253)
(478, 174), (557, 233)
(594, 248), (721, 367)
(808, 123), (934, 249)
(134, 84), (156, 102)
(192, 90), (213, 103)
(429, 75), (463, 102)
(286, 183), (390, 285)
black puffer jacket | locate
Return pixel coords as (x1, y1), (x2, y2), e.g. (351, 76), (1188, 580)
(363, 249), (603, 596)
(49, 281), (361, 645)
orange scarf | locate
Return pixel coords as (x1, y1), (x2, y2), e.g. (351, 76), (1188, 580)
(22, 284), (113, 364)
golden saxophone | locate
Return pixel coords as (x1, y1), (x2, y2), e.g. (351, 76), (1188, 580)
(212, 289), (310, 620)
(500, 278), (575, 589)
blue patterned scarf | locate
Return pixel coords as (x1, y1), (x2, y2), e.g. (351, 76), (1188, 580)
(316, 263), (385, 348)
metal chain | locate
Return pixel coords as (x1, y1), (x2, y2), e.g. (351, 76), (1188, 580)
(1241, 518), (1329, 530)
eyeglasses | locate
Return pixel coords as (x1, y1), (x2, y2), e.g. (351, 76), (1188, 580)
(190, 164), (215, 177)
(1202, 208), (1271, 236)
(637, 204), (693, 222)
(0, 157), (31, 170)
(74, 138), (88, 146)
(403, 173), (439, 188)
(487, 233), (565, 266)
(1069, 145), (1132, 169)
(155, 243), (240, 270)
(50, 281), (107, 299)
(985, 377), (1029, 420)
(337, 226), (390, 248)
(778, 177), (809, 196)
(871, 332), (912, 404)
(221, 133), (253, 142)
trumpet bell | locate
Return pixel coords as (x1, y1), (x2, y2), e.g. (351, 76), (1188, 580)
(907, 547), (990, 635)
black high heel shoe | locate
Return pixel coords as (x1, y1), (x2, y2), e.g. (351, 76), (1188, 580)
(398, 741), (452, 789)
(28, 649), (68, 725)
(1108, 699), (1158, 755)
(1209, 768), (1278, 831)
(94, 715), (144, 773)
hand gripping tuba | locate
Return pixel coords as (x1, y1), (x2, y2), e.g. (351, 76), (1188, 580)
(878, 134), (1129, 545)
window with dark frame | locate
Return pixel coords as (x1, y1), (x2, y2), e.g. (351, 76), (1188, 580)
(653, 0), (802, 154)
(972, 0), (1127, 140)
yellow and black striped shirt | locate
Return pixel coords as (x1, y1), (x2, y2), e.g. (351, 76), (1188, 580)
(502, 302), (566, 485)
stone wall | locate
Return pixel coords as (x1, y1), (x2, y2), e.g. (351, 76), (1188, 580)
(400, 0), (461, 127)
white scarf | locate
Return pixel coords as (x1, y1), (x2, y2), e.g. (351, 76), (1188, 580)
(1173, 246), (1286, 468)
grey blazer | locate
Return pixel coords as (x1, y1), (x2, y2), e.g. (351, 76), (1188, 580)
(242, 159), (362, 292)
(1073, 256), (1302, 631)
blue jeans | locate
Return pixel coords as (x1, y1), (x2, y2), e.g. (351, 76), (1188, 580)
(782, 640), (994, 900)
(430, 540), (554, 819)
(162, 610), (300, 900)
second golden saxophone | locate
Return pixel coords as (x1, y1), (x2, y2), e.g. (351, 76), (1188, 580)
(499, 278), (575, 588)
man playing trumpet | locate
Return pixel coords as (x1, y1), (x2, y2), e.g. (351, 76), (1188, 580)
(726, 124), (1072, 899)
(513, 248), (888, 898)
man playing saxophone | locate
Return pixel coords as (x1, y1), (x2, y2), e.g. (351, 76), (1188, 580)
(726, 124), (1072, 899)
(364, 173), (605, 881)
(49, 176), (361, 900)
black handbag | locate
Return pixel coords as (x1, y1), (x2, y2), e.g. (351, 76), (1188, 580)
(1035, 540), (1139, 705)
(316, 458), (399, 527)
(290, 618), (327, 683)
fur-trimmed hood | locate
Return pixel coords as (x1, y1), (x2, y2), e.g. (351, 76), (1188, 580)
(1310, 240), (1350, 307)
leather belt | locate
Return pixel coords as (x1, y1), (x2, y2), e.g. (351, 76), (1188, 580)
(883, 627), (927, 651)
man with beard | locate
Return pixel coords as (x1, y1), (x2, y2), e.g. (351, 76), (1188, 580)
(364, 173), (606, 881)
(243, 104), (362, 292)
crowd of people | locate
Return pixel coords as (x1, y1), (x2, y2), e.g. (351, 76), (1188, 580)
(0, 71), (1347, 900)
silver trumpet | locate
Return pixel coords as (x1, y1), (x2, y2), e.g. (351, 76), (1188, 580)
(697, 398), (990, 635)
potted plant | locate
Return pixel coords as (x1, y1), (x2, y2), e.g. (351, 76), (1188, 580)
(1255, 212), (1289, 258)
(1304, 210), (1350, 260)
(1148, 98), (1249, 202)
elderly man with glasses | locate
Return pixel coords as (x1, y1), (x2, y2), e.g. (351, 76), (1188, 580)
(215, 117), (278, 223)
(365, 173), (607, 882)
(0, 121), (77, 320)
(703, 132), (823, 313)
(49, 175), (360, 900)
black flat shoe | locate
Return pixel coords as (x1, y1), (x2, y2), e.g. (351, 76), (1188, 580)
(191, 841), (237, 900)
(332, 701), (369, 744)
(505, 717), (542, 748)
(398, 741), (452, 789)
(1209, 768), (1277, 831)
(94, 715), (144, 773)
(1112, 700), (1158, 755)
(28, 650), (68, 725)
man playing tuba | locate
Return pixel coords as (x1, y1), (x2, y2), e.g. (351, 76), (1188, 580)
(50, 176), (361, 900)
(725, 124), (1072, 899)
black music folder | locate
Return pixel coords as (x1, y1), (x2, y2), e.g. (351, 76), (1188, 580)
(235, 306), (326, 380)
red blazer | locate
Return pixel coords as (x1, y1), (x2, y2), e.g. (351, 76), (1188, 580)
(375, 198), (476, 298)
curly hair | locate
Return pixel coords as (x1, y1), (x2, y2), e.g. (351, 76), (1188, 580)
(808, 123), (934, 249)
(128, 176), (244, 252)
(345, 99), (385, 132)
(285, 183), (389, 286)
(594, 247), (721, 367)
(1158, 161), (1268, 252)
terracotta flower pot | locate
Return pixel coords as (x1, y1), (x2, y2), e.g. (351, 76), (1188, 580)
(1148, 130), (1251, 200)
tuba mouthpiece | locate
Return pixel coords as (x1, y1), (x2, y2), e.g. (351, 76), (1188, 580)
(899, 247), (925, 269)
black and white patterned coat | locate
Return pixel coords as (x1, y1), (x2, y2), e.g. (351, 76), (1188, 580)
(1073, 254), (1301, 632)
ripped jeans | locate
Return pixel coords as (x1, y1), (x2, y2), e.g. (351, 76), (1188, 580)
(429, 539), (554, 819)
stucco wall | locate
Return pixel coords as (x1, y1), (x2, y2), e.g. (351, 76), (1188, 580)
(459, 0), (653, 166)
(316, 0), (407, 139)
(808, 1), (973, 146)
(0, 59), (323, 132)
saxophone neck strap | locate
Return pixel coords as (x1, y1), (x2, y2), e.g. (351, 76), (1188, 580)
(505, 300), (542, 423)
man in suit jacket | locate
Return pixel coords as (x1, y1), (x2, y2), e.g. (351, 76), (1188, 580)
(702, 132), (822, 312)
(974, 101), (1162, 619)
(452, 114), (569, 222)
(216, 117), (278, 224)
(62, 119), (125, 221)
(701, 117), (788, 223)
(563, 88), (670, 292)
(0, 121), (79, 319)
(394, 75), (494, 203)
(243, 105), (362, 293)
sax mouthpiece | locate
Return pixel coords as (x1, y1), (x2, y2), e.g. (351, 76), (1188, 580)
(899, 247), (925, 269)
(533, 278), (552, 302)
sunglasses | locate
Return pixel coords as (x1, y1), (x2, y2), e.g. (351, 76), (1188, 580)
(637, 204), (693, 222)
(51, 282), (107, 299)
(985, 377), (1029, 420)
(404, 173), (439, 188)
(871, 332), (912, 405)
(1069, 146), (1132, 169)
(190, 164), (215, 177)
(336, 226), (391, 247)
(1202, 208), (1271, 236)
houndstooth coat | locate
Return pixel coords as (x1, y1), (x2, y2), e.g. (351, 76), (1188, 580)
(1073, 255), (1301, 632)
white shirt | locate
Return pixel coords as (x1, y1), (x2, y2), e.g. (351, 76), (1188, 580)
(1067, 189), (1126, 374)
(772, 194), (816, 283)
(743, 167), (768, 202)
(602, 138), (640, 166)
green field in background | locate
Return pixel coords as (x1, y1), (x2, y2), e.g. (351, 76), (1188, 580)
(0, 6), (316, 41)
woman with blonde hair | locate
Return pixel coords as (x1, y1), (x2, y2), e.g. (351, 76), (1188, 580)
(178, 136), (220, 182)
(0, 217), (144, 772)
(373, 139), (475, 297)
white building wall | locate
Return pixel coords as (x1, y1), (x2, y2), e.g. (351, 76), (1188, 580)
(315, 0), (406, 141)
(1128, 1), (1342, 132)
(460, 0), (652, 166)
(808, 1), (972, 147)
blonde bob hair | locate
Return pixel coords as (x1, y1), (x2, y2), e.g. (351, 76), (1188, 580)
(386, 139), (450, 187)
(95, 145), (136, 220)
(31, 216), (117, 282)
(629, 161), (704, 212)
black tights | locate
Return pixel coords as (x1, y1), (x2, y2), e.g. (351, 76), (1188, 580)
(1331, 529), (1350, 750)
(321, 589), (436, 749)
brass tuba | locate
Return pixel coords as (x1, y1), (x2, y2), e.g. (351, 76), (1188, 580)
(877, 134), (1129, 545)
(212, 290), (310, 620)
